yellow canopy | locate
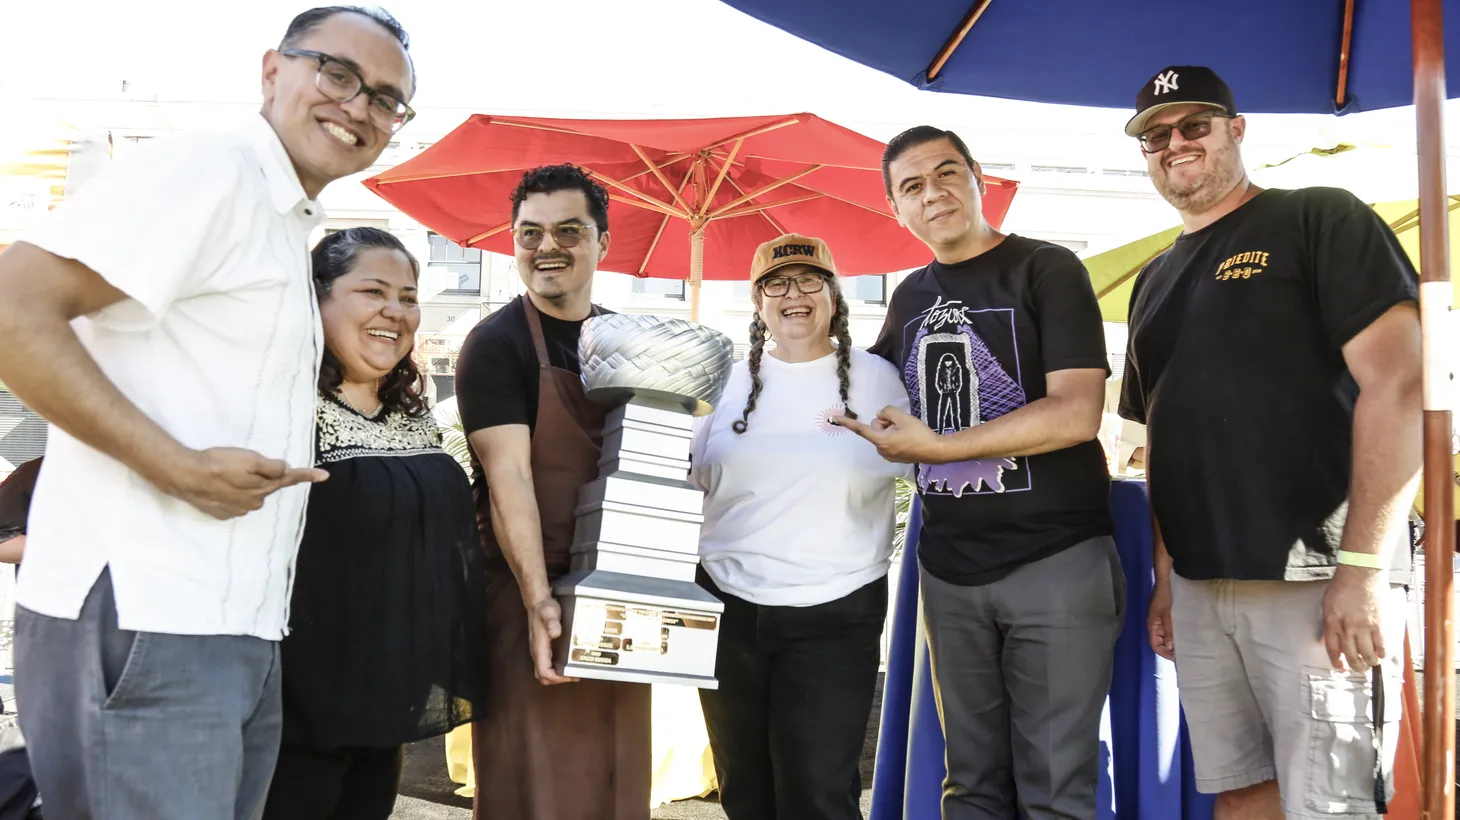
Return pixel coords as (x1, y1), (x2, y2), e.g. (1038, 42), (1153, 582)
(1086, 197), (1460, 323)
(0, 104), (76, 251)
(1414, 452), (1459, 521)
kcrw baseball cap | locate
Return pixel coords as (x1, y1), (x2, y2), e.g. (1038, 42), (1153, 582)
(748, 233), (838, 284)
(1125, 66), (1238, 137)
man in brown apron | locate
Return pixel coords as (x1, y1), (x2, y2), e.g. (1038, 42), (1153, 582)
(453, 164), (652, 820)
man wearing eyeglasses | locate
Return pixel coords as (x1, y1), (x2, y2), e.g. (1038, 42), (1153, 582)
(454, 164), (652, 820)
(0, 6), (414, 819)
(840, 126), (1120, 820)
(1120, 66), (1421, 819)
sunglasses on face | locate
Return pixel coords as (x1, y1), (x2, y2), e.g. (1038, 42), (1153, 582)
(758, 272), (827, 298)
(1138, 111), (1234, 153)
(511, 223), (596, 250)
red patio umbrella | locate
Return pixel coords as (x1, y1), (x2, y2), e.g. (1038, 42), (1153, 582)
(363, 113), (1018, 319)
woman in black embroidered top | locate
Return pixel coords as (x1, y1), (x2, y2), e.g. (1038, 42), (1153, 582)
(263, 228), (486, 820)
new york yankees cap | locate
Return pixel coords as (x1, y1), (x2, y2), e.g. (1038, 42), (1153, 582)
(749, 233), (838, 284)
(1124, 66), (1238, 137)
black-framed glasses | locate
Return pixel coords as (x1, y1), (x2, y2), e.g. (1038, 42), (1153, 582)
(512, 223), (596, 250)
(281, 50), (415, 135)
(758, 272), (827, 297)
(1138, 110), (1234, 153)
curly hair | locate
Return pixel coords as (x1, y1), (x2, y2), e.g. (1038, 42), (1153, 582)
(312, 227), (429, 418)
(510, 164), (610, 236)
(732, 273), (857, 434)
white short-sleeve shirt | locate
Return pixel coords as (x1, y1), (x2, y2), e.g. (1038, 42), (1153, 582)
(17, 114), (326, 640)
(690, 347), (914, 607)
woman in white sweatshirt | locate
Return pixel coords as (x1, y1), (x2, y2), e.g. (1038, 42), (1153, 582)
(689, 233), (910, 820)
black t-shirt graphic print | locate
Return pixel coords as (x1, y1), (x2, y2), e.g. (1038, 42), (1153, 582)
(871, 235), (1113, 587)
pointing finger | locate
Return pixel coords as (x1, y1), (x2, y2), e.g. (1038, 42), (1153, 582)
(251, 457), (289, 481)
(878, 405), (919, 425)
(833, 414), (878, 439)
(273, 468), (329, 490)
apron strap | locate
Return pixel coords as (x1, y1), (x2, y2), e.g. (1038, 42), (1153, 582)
(521, 296), (601, 371)
(522, 295), (553, 371)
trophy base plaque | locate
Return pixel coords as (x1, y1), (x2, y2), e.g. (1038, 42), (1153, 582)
(552, 399), (725, 689)
(553, 570), (723, 688)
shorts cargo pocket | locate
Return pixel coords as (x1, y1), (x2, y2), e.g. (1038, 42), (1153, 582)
(1302, 665), (1401, 815)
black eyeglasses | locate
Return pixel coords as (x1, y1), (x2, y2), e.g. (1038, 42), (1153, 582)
(1138, 110), (1234, 153)
(512, 223), (596, 250)
(758, 272), (827, 298)
(281, 50), (415, 135)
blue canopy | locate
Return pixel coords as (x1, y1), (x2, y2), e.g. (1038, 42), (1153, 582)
(717, 0), (1460, 115)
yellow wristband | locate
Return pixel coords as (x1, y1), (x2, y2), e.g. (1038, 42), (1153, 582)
(1337, 550), (1384, 569)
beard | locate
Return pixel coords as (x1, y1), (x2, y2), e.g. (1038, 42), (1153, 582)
(1153, 138), (1246, 215)
(521, 253), (580, 302)
(531, 273), (569, 301)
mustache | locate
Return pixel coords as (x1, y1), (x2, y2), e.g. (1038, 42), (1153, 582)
(531, 254), (573, 265)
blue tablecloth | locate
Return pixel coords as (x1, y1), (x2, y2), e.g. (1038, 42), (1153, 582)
(870, 478), (1216, 820)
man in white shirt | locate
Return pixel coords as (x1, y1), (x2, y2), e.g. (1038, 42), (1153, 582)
(0, 7), (415, 819)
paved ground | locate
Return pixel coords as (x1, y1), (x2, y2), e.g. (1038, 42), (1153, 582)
(389, 675), (884, 819)
(392, 668), (1460, 819)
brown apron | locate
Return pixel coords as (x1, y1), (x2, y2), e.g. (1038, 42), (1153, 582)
(472, 297), (652, 820)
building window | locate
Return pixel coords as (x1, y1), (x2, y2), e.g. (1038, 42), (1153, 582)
(428, 233), (482, 295)
(1102, 168), (1150, 178)
(981, 162), (1016, 172)
(845, 274), (887, 305)
(1031, 164), (1089, 175)
(631, 278), (685, 300)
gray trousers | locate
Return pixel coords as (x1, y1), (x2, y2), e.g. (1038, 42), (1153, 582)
(920, 536), (1125, 820)
(13, 569), (283, 820)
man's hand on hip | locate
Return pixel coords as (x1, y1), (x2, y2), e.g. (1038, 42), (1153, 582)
(159, 447), (328, 520)
(1322, 564), (1388, 671)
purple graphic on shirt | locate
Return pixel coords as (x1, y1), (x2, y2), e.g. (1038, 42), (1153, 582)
(900, 299), (1031, 497)
(920, 456), (1019, 496)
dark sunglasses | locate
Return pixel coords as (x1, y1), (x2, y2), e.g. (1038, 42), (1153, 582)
(511, 223), (597, 250)
(1138, 111), (1234, 153)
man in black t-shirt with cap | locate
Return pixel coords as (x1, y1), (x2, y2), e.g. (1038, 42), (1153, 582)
(1120, 66), (1421, 819)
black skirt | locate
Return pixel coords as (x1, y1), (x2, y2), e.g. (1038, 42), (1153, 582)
(279, 395), (487, 750)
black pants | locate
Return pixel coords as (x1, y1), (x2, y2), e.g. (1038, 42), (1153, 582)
(698, 570), (888, 820)
(261, 742), (403, 820)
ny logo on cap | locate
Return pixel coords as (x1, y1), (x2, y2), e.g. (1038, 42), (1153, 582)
(1153, 70), (1180, 95)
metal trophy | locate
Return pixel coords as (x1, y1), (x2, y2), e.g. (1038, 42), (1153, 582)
(552, 313), (734, 688)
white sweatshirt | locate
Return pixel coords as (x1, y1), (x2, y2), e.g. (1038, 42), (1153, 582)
(689, 347), (913, 607)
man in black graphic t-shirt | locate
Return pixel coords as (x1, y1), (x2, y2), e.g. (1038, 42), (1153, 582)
(841, 126), (1120, 820)
(1119, 66), (1420, 819)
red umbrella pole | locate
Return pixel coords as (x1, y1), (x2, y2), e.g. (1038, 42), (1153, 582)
(689, 227), (705, 322)
(1414, 1), (1457, 817)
